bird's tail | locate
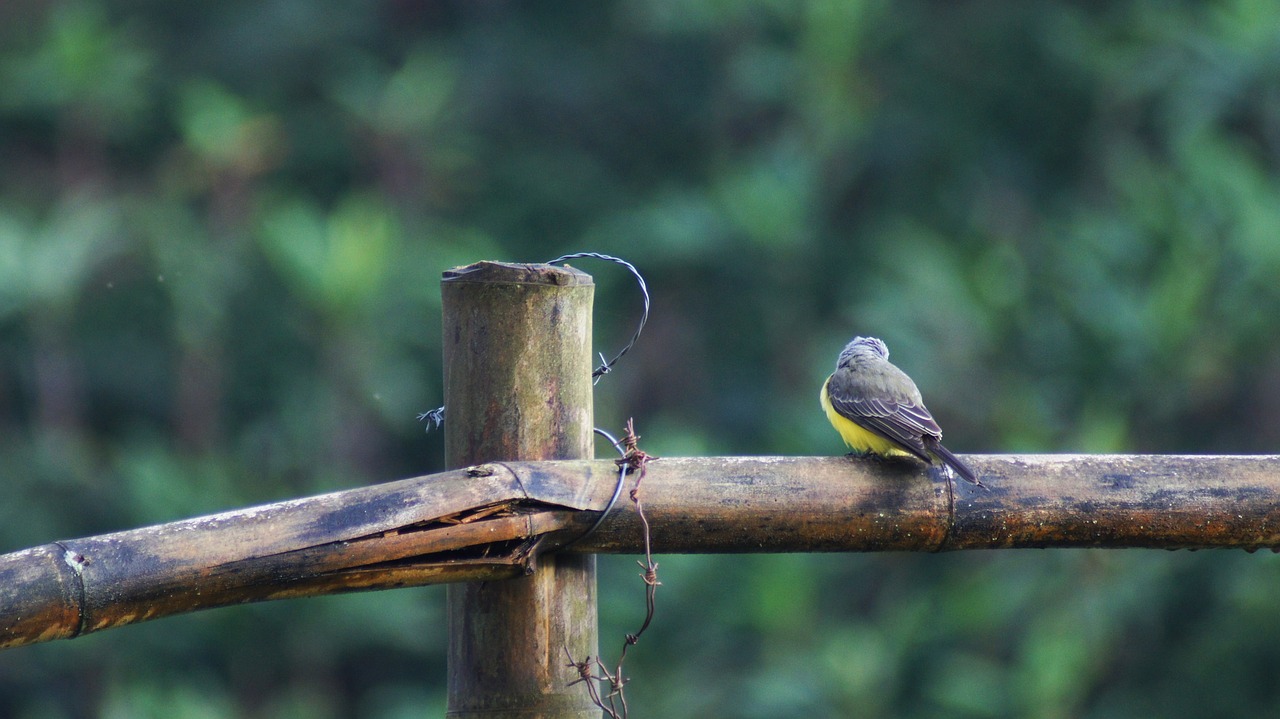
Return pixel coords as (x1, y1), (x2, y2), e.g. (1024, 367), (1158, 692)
(923, 438), (986, 489)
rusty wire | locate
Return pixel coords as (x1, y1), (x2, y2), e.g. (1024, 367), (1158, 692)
(566, 418), (658, 719)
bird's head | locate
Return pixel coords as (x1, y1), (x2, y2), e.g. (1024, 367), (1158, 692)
(837, 336), (889, 368)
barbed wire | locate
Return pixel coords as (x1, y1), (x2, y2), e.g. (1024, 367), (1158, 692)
(565, 418), (658, 719)
(545, 252), (650, 383)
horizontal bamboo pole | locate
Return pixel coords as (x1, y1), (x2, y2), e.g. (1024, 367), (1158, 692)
(571, 454), (1280, 553)
(3, 454), (1279, 650)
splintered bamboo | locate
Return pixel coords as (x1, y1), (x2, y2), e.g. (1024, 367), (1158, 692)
(0, 462), (608, 650)
(441, 261), (599, 719)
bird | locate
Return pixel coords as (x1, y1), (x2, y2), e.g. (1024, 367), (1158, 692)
(820, 336), (985, 488)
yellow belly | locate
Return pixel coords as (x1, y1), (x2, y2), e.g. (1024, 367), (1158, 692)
(820, 377), (913, 458)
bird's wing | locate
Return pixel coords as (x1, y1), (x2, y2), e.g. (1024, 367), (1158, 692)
(826, 369), (942, 462)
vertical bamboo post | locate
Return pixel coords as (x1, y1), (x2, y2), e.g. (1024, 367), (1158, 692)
(442, 261), (598, 718)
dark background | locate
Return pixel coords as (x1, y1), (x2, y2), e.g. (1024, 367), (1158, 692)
(3, 1), (1280, 716)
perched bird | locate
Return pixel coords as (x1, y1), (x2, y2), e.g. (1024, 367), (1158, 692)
(821, 336), (985, 488)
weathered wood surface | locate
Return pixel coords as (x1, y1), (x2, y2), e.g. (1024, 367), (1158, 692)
(4, 454), (1280, 650)
(440, 261), (599, 719)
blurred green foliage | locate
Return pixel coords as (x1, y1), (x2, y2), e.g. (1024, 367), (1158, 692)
(3, 0), (1280, 716)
